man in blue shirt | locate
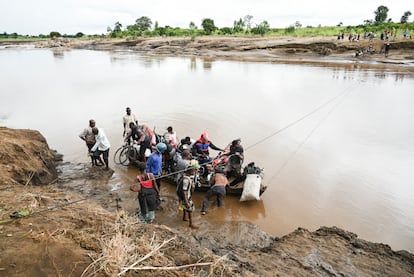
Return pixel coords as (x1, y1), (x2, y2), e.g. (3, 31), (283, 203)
(146, 142), (167, 190)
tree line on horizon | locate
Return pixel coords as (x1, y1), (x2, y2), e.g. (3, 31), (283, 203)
(1, 5), (413, 39)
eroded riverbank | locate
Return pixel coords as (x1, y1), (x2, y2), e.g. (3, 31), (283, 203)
(2, 36), (414, 69)
(0, 127), (413, 276)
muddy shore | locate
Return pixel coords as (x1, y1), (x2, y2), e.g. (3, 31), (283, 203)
(0, 127), (413, 276)
(2, 36), (414, 70)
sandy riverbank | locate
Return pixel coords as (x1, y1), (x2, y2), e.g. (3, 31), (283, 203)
(2, 36), (414, 70)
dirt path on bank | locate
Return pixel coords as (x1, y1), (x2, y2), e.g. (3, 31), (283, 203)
(1, 127), (414, 276)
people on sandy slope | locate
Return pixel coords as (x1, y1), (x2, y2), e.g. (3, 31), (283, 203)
(385, 42), (391, 57)
(79, 119), (103, 166)
(122, 107), (138, 137)
(91, 127), (111, 170)
(177, 160), (200, 229)
(132, 172), (160, 223)
(200, 166), (229, 215)
(124, 122), (151, 160)
(146, 142), (167, 191)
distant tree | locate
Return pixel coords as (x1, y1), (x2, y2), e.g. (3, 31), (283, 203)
(49, 31), (61, 38)
(75, 32), (84, 38)
(294, 21), (302, 28)
(400, 11), (412, 23)
(374, 5), (389, 23)
(154, 26), (166, 36)
(201, 18), (216, 35)
(387, 18), (393, 23)
(189, 21), (197, 38)
(233, 18), (245, 33)
(244, 15), (253, 30)
(337, 22), (343, 27)
(154, 21), (159, 30)
(219, 27), (232, 35)
(285, 25), (295, 34)
(251, 21), (270, 36)
(114, 22), (122, 32)
(363, 19), (374, 25)
(189, 21), (197, 30)
(135, 16), (152, 31)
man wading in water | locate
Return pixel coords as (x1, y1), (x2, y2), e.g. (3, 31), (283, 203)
(200, 166), (229, 215)
(177, 160), (200, 229)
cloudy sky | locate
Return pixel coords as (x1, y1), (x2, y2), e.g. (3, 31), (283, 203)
(1, 0), (411, 35)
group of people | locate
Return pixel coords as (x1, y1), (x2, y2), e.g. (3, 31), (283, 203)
(78, 119), (111, 170)
(79, 107), (245, 228)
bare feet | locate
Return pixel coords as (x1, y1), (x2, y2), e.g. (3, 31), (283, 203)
(189, 224), (199, 229)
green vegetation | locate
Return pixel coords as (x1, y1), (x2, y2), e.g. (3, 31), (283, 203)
(1, 5), (413, 40)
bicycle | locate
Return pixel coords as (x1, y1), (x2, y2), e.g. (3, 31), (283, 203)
(113, 142), (131, 166)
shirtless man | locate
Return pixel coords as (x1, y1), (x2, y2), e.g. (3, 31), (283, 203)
(200, 167), (228, 215)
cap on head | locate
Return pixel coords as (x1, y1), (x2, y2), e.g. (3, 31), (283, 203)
(201, 132), (209, 140)
(156, 142), (167, 153)
(188, 159), (200, 170)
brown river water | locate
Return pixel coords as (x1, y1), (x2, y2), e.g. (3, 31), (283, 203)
(1, 48), (413, 252)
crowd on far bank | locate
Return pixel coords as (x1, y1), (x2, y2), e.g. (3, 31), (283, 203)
(337, 28), (413, 58)
(337, 28), (412, 42)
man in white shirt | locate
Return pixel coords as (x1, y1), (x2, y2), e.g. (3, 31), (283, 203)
(79, 119), (103, 166)
(91, 127), (111, 170)
(164, 126), (178, 148)
(123, 107), (138, 137)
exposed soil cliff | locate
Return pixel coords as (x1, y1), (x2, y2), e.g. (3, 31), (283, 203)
(2, 36), (414, 69)
(0, 127), (413, 276)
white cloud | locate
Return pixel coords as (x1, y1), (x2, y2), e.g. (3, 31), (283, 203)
(0, 0), (411, 35)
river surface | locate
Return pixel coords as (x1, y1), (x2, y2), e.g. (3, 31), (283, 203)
(1, 47), (413, 252)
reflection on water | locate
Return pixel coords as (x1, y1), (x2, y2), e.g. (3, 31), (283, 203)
(1, 48), (413, 252)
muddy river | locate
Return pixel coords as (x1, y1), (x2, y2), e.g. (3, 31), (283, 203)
(1, 48), (413, 252)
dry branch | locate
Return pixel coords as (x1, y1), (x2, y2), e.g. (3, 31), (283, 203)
(118, 236), (176, 276)
(126, 262), (213, 271)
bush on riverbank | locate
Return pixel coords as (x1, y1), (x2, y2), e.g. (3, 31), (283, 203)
(2, 22), (413, 40)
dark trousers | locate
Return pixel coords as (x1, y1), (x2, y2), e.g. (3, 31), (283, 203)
(93, 149), (109, 167)
(201, 185), (226, 212)
(138, 139), (151, 160)
(138, 188), (157, 214)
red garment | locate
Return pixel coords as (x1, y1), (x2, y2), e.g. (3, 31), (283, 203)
(137, 174), (154, 189)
